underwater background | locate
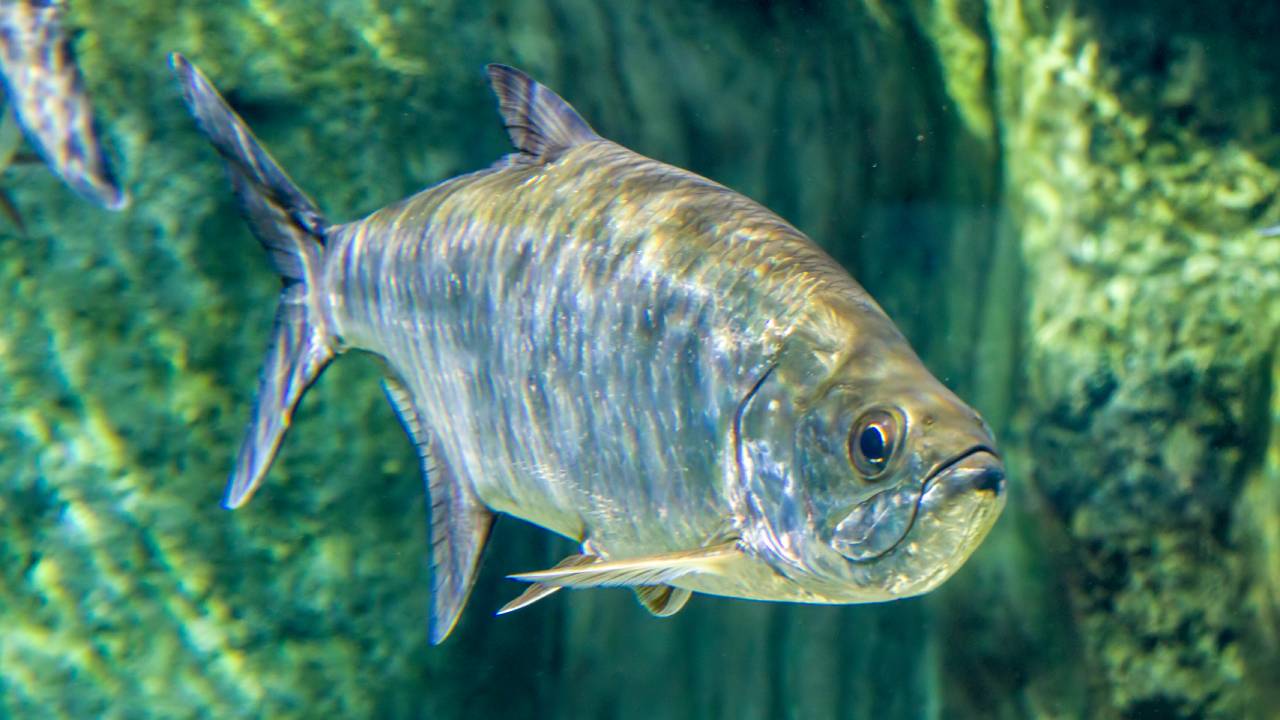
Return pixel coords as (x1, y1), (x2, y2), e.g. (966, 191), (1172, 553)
(2, 0), (1279, 718)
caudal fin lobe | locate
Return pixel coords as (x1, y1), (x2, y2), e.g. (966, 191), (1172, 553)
(171, 53), (334, 509)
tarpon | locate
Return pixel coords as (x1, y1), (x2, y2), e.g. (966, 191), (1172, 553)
(172, 54), (1007, 643)
(0, 0), (126, 211)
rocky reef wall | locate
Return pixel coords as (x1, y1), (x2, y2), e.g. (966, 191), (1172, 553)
(992, 0), (1280, 715)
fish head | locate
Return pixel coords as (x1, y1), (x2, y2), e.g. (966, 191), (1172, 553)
(737, 335), (1005, 603)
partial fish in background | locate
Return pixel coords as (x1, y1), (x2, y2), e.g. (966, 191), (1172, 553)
(172, 53), (1007, 644)
(0, 0), (127, 214)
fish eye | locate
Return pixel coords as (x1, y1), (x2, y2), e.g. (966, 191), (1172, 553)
(849, 409), (901, 480)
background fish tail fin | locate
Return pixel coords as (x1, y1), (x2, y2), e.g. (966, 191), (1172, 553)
(0, 0), (129, 209)
(171, 53), (335, 509)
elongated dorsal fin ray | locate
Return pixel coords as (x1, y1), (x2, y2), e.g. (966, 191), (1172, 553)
(508, 540), (742, 589)
(382, 377), (494, 644)
(486, 64), (599, 164)
(634, 585), (692, 617)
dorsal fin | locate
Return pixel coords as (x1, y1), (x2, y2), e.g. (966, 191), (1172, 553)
(486, 64), (600, 163)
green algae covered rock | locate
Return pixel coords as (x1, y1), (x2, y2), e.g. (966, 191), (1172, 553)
(992, 0), (1280, 716)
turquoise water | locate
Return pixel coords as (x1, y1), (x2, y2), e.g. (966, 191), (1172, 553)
(1, 1), (1278, 718)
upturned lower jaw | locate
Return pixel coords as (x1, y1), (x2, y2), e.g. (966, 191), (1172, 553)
(830, 447), (1004, 563)
(910, 449), (1007, 566)
(919, 448), (1005, 507)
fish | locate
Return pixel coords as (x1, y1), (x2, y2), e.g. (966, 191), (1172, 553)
(0, 0), (127, 211)
(171, 53), (1007, 644)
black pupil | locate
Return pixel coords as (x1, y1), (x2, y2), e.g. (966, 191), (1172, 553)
(859, 424), (887, 463)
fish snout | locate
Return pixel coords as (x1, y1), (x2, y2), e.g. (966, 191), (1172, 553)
(939, 449), (1004, 498)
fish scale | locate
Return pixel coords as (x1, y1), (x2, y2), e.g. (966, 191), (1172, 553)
(329, 146), (790, 553)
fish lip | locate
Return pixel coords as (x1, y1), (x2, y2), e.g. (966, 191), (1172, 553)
(922, 445), (1001, 489)
(836, 444), (1001, 563)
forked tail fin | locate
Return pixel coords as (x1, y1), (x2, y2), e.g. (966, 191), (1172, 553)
(171, 53), (334, 509)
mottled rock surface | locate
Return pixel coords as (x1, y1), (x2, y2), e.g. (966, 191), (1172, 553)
(993, 0), (1280, 716)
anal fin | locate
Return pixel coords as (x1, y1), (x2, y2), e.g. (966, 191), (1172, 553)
(383, 377), (494, 644)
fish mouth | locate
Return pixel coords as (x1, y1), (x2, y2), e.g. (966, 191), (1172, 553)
(831, 445), (1003, 563)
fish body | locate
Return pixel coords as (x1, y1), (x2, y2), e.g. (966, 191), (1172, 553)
(0, 0), (126, 209)
(172, 56), (1006, 643)
(330, 141), (843, 572)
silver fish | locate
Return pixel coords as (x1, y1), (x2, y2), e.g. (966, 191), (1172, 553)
(172, 54), (1006, 643)
(0, 0), (126, 210)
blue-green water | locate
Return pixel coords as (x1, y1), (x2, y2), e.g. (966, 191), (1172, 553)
(1, 1), (1278, 718)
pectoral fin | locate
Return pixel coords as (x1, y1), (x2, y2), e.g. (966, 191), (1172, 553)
(496, 554), (598, 615)
(634, 585), (692, 617)
(508, 540), (741, 589)
(383, 377), (494, 644)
